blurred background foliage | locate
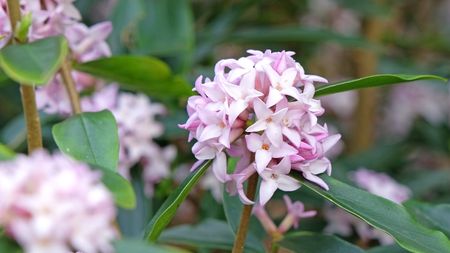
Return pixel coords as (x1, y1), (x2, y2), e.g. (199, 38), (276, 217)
(1, 0), (449, 252)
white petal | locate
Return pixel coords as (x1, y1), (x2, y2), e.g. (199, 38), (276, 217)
(259, 179), (278, 205)
(255, 149), (272, 174)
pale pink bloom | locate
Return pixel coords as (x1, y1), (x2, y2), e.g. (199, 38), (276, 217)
(352, 168), (411, 204)
(278, 195), (317, 233)
(384, 83), (449, 136)
(246, 98), (288, 147)
(259, 157), (301, 205)
(181, 50), (339, 205)
(324, 168), (412, 244)
(253, 195), (316, 235)
(0, 151), (116, 253)
(245, 133), (297, 173)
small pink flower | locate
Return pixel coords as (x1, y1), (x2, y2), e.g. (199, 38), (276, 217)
(259, 157), (300, 205)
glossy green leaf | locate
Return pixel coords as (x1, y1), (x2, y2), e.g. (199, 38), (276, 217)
(99, 167), (136, 209)
(0, 143), (15, 161)
(114, 239), (189, 253)
(366, 244), (409, 253)
(74, 56), (193, 99)
(293, 174), (450, 253)
(278, 232), (364, 253)
(0, 36), (68, 85)
(143, 160), (211, 242)
(405, 201), (450, 238)
(52, 110), (119, 171)
(314, 74), (448, 97)
(159, 219), (264, 253)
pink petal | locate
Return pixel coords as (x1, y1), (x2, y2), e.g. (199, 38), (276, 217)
(253, 98), (272, 120)
(272, 156), (291, 174)
(277, 174), (301, 191)
(280, 68), (298, 87)
(219, 127), (231, 148)
(266, 123), (283, 147)
(212, 152), (229, 183)
(255, 149), (272, 174)
(322, 134), (341, 153)
(271, 142), (297, 158)
(246, 120), (267, 133)
(245, 133), (263, 152)
(309, 158), (331, 174)
(281, 86), (302, 101)
(303, 172), (329, 190)
(259, 179), (278, 205)
(266, 87), (284, 107)
(282, 127), (301, 147)
(198, 124), (223, 142)
(228, 99), (248, 125)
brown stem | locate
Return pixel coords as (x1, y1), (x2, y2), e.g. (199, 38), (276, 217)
(348, 14), (384, 154)
(232, 173), (258, 253)
(60, 60), (82, 114)
(7, 0), (43, 153)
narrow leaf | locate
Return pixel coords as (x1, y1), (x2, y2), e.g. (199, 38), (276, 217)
(278, 232), (364, 253)
(405, 201), (450, 238)
(74, 56), (193, 99)
(159, 219), (264, 253)
(294, 174), (450, 253)
(0, 36), (68, 85)
(314, 74), (448, 97)
(366, 244), (409, 253)
(52, 110), (119, 171)
(143, 160), (211, 242)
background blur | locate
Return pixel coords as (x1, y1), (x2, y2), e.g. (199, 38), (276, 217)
(1, 0), (449, 250)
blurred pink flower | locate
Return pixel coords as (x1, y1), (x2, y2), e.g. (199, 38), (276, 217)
(253, 195), (316, 235)
(0, 151), (116, 253)
(180, 49), (340, 205)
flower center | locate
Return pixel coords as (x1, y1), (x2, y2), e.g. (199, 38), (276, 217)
(271, 173), (278, 179)
(261, 144), (270, 150)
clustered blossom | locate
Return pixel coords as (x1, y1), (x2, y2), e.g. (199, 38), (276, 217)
(0, 151), (117, 253)
(253, 195), (316, 236)
(324, 168), (411, 244)
(180, 50), (341, 205)
(0, 0), (112, 115)
(82, 85), (176, 196)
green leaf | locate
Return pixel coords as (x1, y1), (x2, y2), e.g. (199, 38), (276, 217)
(314, 74), (448, 97)
(278, 232), (364, 253)
(52, 110), (119, 171)
(74, 56), (193, 99)
(114, 239), (189, 253)
(0, 36), (68, 85)
(294, 174), (450, 253)
(159, 219), (264, 253)
(366, 244), (409, 253)
(0, 143), (15, 161)
(99, 167), (136, 209)
(15, 13), (32, 43)
(143, 160), (211, 242)
(405, 201), (450, 238)
(0, 236), (22, 253)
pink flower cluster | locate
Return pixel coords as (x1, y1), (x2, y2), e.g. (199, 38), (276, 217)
(253, 195), (316, 235)
(0, 0), (112, 114)
(180, 50), (340, 205)
(82, 85), (176, 197)
(0, 151), (116, 253)
(324, 168), (411, 244)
